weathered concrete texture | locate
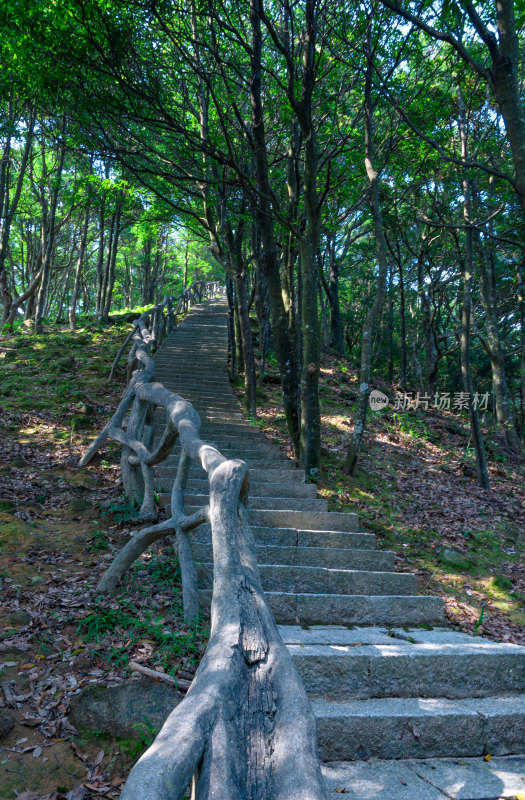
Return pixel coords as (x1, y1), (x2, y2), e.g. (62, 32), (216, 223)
(191, 523), (377, 550)
(287, 641), (525, 699)
(322, 759), (448, 800)
(69, 679), (181, 739)
(313, 696), (525, 760)
(180, 493), (328, 511)
(322, 756), (525, 799)
(278, 625), (401, 646)
(264, 592), (445, 626)
(192, 543), (396, 571)
(197, 562), (415, 595)
(314, 697), (485, 760)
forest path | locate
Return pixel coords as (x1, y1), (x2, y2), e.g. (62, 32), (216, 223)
(152, 299), (525, 798)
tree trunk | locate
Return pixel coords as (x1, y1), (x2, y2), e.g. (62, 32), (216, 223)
(96, 198), (106, 318)
(249, 0), (300, 458)
(518, 261), (525, 442)
(343, 30), (389, 476)
(0, 107), (35, 325)
(458, 87), (490, 490)
(103, 200), (122, 321)
(235, 267), (257, 417)
(327, 233), (343, 354)
(35, 121), (66, 334)
(226, 277), (237, 380)
(234, 288), (244, 375)
(472, 191), (521, 452)
(70, 206), (90, 330)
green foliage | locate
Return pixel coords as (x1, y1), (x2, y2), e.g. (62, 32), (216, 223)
(101, 499), (139, 524)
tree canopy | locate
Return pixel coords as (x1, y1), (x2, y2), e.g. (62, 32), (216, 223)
(1, 0), (524, 480)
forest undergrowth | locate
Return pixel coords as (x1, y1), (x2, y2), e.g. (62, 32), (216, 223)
(240, 349), (525, 646)
(0, 319), (207, 800)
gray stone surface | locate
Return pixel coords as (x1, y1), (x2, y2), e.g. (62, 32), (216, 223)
(410, 755), (525, 798)
(69, 679), (181, 739)
(388, 628), (523, 645)
(192, 543), (395, 570)
(286, 641), (525, 699)
(247, 508), (360, 532)
(322, 756), (525, 799)
(467, 695), (525, 755)
(197, 562), (415, 595)
(322, 759), (448, 799)
(313, 697), (484, 760)
(278, 625), (400, 646)
(265, 592), (445, 626)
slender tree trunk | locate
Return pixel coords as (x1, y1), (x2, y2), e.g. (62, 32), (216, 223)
(100, 209), (116, 320)
(472, 186), (521, 451)
(344, 28), (389, 476)
(96, 198), (106, 318)
(0, 107), (35, 324)
(458, 87), (490, 490)
(417, 245), (440, 394)
(318, 277), (330, 348)
(103, 201), (122, 320)
(226, 277), (237, 380)
(250, 0), (300, 457)
(35, 121), (66, 334)
(489, 0), (525, 222)
(518, 261), (525, 442)
(327, 233), (343, 354)
(70, 206), (90, 330)
(233, 288), (244, 373)
(397, 241), (407, 386)
(236, 267), (257, 417)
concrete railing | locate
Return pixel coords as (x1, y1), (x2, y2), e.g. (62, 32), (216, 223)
(77, 287), (327, 800)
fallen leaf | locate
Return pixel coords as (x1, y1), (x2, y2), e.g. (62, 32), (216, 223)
(484, 753), (492, 762)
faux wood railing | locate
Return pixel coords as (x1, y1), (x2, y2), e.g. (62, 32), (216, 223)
(78, 286), (327, 800)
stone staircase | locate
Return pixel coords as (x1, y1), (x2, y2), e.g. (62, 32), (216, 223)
(152, 299), (525, 799)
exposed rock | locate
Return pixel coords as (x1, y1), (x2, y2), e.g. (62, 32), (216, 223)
(438, 547), (475, 570)
(0, 710), (14, 740)
(68, 498), (91, 512)
(69, 678), (181, 739)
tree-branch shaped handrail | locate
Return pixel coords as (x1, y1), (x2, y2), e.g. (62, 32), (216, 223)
(78, 286), (328, 800)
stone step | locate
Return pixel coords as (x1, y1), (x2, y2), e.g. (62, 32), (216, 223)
(192, 524), (376, 550)
(163, 454), (288, 471)
(312, 695), (525, 760)
(199, 591), (444, 626)
(159, 466), (307, 484)
(196, 563), (416, 595)
(181, 458), (298, 470)
(183, 479), (317, 498)
(200, 507), (360, 532)
(183, 493), (327, 511)
(183, 504), (360, 530)
(281, 627), (525, 699)
(159, 493), (327, 511)
(192, 543), (394, 571)
(156, 440), (277, 455)
(321, 755), (525, 800)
